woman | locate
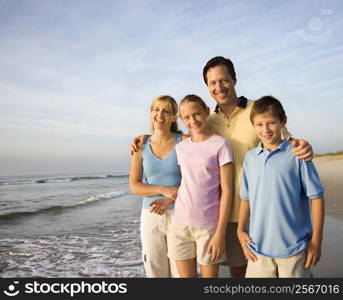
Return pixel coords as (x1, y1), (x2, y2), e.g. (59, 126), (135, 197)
(129, 95), (187, 278)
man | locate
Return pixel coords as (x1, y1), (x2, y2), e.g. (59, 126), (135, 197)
(202, 56), (312, 278)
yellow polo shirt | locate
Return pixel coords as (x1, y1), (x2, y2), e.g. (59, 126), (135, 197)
(208, 97), (291, 222)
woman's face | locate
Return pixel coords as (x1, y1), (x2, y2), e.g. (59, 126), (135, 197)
(151, 101), (177, 131)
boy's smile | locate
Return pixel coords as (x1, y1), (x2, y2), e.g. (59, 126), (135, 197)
(253, 113), (286, 151)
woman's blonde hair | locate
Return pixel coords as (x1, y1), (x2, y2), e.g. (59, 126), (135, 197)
(150, 95), (181, 133)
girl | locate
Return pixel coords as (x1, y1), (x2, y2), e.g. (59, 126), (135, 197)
(168, 94), (233, 278)
(129, 95), (187, 278)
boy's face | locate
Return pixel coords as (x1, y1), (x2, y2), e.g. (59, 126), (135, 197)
(253, 113), (285, 149)
(179, 102), (209, 135)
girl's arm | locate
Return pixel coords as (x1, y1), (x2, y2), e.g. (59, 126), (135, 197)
(129, 150), (178, 199)
(207, 162), (233, 261)
(305, 196), (325, 268)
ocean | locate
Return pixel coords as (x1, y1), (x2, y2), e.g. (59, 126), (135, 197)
(0, 173), (145, 278)
(2, 171), (342, 278)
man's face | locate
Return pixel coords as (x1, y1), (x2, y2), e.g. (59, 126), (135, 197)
(206, 65), (237, 106)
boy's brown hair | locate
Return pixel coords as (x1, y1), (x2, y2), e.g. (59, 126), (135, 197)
(250, 96), (286, 124)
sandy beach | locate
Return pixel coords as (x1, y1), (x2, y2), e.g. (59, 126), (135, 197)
(220, 155), (343, 278)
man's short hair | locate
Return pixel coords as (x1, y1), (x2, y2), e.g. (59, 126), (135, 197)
(250, 96), (286, 124)
(202, 56), (237, 84)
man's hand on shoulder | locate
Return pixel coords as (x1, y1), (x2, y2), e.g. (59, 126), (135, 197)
(130, 135), (150, 155)
(290, 138), (313, 161)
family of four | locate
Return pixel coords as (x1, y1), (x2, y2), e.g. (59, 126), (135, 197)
(129, 56), (324, 278)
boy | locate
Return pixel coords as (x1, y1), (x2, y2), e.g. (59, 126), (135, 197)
(237, 96), (324, 278)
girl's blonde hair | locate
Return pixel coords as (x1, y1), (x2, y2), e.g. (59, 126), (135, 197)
(179, 94), (208, 112)
(150, 95), (180, 133)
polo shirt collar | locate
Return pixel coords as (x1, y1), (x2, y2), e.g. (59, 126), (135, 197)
(214, 96), (248, 113)
(255, 139), (290, 156)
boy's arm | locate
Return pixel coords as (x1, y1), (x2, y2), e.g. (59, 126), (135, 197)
(129, 150), (178, 200)
(207, 162), (233, 261)
(305, 196), (325, 268)
(237, 199), (257, 262)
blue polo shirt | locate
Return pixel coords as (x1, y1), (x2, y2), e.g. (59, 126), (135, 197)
(240, 140), (324, 258)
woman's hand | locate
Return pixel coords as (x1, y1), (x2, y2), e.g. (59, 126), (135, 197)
(149, 197), (174, 215)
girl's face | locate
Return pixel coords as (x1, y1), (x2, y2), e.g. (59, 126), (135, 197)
(151, 100), (177, 131)
(179, 101), (209, 135)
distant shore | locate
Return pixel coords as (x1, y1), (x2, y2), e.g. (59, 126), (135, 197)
(314, 153), (343, 162)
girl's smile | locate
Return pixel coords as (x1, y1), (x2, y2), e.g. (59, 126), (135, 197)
(179, 101), (212, 141)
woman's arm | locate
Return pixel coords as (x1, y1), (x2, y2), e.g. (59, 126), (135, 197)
(129, 150), (178, 199)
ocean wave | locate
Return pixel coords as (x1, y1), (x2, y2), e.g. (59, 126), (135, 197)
(0, 174), (129, 186)
(0, 191), (126, 221)
(0, 227), (144, 278)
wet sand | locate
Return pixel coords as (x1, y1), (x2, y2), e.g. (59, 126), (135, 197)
(220, 155), (343, 278)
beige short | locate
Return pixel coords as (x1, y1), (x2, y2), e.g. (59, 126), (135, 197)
(245, 250), (313, 278)
(140, 209), (178, 278)
(168, 223), (226, 266)
(220, 222), (247, 267)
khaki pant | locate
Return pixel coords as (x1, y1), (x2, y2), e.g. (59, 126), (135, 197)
(245, 250), (313, 278)
(140, 209), (178, 278)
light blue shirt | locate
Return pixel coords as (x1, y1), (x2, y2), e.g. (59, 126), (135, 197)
(141, 133), (182, 210)
(240, 140), (324, 258)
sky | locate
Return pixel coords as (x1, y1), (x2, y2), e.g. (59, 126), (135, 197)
(0, 0), (342, 176)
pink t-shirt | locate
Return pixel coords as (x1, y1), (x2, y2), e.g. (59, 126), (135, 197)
(173, 134), (233, 228)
